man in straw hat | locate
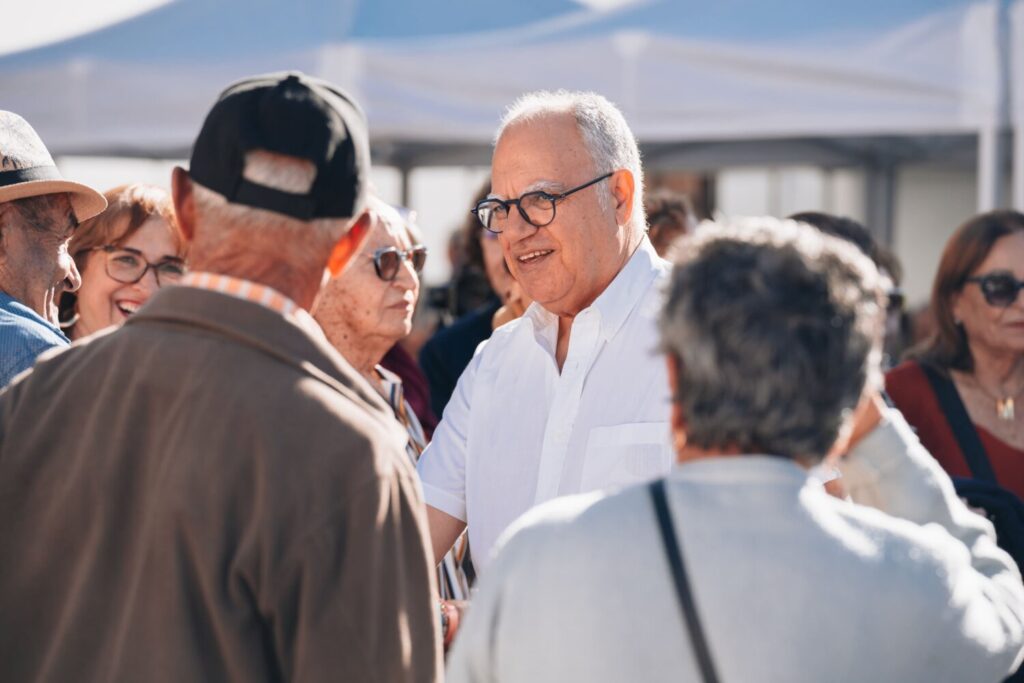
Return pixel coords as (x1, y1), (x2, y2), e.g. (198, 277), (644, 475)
(0, 111), (106, 386)
(0, 73), (441, 682)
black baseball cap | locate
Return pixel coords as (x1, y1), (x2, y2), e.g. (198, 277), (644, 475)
(189, 71), (369, 221)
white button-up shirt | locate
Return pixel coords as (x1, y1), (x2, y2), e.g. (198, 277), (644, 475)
(417, 239), (673, 570)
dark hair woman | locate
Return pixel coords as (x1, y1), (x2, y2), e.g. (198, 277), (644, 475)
(886, 210), (1024, 498)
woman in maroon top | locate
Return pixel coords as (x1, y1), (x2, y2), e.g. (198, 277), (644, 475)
(887, 211), (1024, 498)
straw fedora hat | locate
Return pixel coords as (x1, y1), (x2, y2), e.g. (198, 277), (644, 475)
(0, 111), (106, 221)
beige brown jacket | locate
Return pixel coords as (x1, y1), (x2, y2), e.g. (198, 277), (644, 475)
(0, 286), (441, 682)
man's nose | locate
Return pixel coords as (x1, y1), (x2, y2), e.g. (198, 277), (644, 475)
(63, 258), (81, 293)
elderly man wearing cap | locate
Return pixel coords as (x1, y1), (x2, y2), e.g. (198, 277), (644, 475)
(0, 112), (106, 385)
(0, 73), (441, 682)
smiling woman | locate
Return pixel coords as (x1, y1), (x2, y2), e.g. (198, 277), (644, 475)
(59, 183), (186, 340)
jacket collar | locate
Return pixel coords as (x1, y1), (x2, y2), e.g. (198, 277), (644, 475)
(126, 285), (396, 425)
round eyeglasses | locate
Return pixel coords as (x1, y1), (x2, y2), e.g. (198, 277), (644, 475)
(95, 245), (187, 287)
(373, 245), (427, 281)
(966, 272), (1024, 308)
(471, 172), (614, 234)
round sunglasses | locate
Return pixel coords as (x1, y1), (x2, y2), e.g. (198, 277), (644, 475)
(373, 245), (427, 281)
(966, 271), (1024, 308)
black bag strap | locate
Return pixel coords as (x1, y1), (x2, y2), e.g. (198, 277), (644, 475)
(650, 479), (721, 683)
(920, 364), (998, 484)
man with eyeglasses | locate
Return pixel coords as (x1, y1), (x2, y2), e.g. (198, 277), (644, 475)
(417, 91), (674, 594)
(0, 111), (106, 386)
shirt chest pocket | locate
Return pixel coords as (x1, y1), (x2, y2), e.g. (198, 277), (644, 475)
(580, 422), (673, 493)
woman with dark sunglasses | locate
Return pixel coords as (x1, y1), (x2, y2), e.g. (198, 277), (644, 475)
(886, 210), (1024, 499)
(313, 199), (473, 606)
(314, 197), (427, 399)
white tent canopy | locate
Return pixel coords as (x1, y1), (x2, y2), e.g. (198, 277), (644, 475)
(1, 0), (1019, 234)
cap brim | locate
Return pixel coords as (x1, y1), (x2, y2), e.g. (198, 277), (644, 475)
(0, 179), (107, 223)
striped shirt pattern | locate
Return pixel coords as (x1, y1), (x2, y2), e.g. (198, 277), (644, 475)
(180, 272), (312, 324)
(378, 365), (473, 601)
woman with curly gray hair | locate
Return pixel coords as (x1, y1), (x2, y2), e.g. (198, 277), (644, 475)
(446, 217), (1024, 683)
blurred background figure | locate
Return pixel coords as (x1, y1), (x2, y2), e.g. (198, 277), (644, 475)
(789, 211), (910, 368)
(643, 187), (696, 256)
(887, 211), (1024, 499)
(447, 218), (1024, 683)
(60, 183), (186, 340)
(420, 178), (533, 418)
(422, 182), (496, 329)
(313, 196), (470, 600)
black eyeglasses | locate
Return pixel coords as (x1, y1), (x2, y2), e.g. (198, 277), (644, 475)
(886, 288), (905, 314)
(95, 245), (186, 286)
(471, 172), (614, 234)
(967, 271), (1024, 308)
(373, 245), (427, 281)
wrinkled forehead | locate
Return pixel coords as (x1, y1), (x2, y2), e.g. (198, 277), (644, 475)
(363, 197), (412, 250)
(490, 113), (594, 199)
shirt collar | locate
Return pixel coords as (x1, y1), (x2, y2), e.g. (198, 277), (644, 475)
(179, 272), (316, 329)
(525, 236), (667, 343)
(0, 290), (68, 340)
(376, 364), (403, 397)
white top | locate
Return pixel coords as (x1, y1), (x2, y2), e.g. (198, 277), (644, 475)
(447, 449), (1024, 683)
(417, 238), (672, 570)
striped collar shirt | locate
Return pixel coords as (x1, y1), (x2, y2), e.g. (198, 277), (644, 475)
(180, 272), (316, 329)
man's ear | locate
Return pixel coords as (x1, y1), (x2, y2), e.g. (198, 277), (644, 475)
(326, 210), (374, 277)
(609, 169), (636, 228)
(171, 166), (196, 244)
(665, 353), (688, 455)
(0, 204), (10, 261)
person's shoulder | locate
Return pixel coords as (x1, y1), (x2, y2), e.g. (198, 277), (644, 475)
(885, 359), (927, 388)
(421, 303), (498, 362)
(825, 492), (985, 591)
(884, 359), (937, 417)
(493, 485), (649, 562)
(0, 306), (65, 347)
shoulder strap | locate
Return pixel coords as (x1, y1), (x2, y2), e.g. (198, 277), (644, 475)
(650, 479), (721, 683)
(919, 363), (997, 484)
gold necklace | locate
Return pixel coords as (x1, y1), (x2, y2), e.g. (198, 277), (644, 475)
(970, 377), (1024, 421)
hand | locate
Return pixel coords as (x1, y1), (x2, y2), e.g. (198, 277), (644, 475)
(845, 391), (885, 453)
(441, 599), (469, 651)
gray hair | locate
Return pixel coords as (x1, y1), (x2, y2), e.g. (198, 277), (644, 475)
(660, 217), (885, 461)
(497, 90), (645, 233)
(190, 151), (351, 283)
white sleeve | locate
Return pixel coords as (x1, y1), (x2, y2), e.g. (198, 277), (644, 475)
(416, 343), (485, 522)
(841, 406), (1024, 676)
(841, 406), (1000, 539)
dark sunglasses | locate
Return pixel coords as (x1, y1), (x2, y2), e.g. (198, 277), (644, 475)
(373, 245), (427, 281)
(886, 288), (905, 314)
(966, 272), (1024, 308)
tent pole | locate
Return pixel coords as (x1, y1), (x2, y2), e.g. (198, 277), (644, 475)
(864, 163), (895, 248)
(977, 126), (1004, 211)
(399, 163), (412, 208)
(1015, 126), (1024, 211)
